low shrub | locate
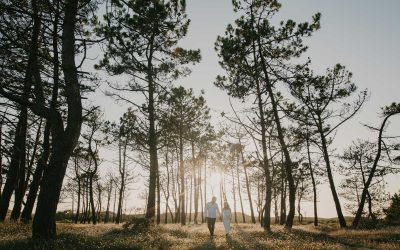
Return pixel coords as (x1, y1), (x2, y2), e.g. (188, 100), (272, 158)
(122, 217), (152, 234)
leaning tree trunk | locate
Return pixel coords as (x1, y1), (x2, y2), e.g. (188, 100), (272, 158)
(249, 17), (273, 231)
(0, 109), (28, 221)
(353, 111), (399, 227)
(0, 0), (45, 221)
(21, 0), (60, 224)
(32, 0), (82, 238)
(317, 116), (346, 228)
(242, 149), (256, 224)
(236, 153), (245, 223)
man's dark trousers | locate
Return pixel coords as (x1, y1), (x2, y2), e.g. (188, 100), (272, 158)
(207, 217), (216, 236)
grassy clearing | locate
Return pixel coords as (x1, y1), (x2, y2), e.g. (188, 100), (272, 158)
(0, 222), (399, 249)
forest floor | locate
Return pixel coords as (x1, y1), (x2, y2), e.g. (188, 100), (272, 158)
(1, 221), (400, 249)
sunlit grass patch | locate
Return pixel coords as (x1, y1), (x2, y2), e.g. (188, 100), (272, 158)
(0, 222), (399, 249)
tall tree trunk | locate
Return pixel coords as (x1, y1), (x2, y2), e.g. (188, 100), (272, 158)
(232, 167), (237, 223)
(199, 159), (204, 223)
(242, 153), (255, 224)
(89, 174), (96, 224)
(179, 130), (186, 225)
(236, 152), (245, 223)
(104, 178), (112, 223)
(274, 188), (279, 224)
(280, 172), (287, 225)
(249, 11), (273, 230)
(189, 174), (192, 223)
(193, 143), (199, 224)
(21, 0), (60, 224)
(253, 10), (295, 229)
(112, 183), (117, 222)
(12, 119), (42, 220)
(0, 48), (32, 222)
(74, 178), (81, 223)
(156, 162), (161, 225)
(306, 138), (318, 226)
(353, 112), (399, 227)
(8, 109), (28, 221)
(203, 154), (207, 221)
(316, 116), (346, 228)
(145, 38), (159, 222)
(116, 139), (127, 224)
(32, 0), (82, 237)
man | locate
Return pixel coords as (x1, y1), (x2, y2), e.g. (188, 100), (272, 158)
(205, 196), (220, 236)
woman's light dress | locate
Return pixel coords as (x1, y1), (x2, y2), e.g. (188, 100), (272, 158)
(222, 208), (231, 234)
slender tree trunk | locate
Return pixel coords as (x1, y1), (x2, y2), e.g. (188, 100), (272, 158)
(0, 76), (29, 222)
(145, 39), (159, 222)
(12, 119), (42, 220)
(231, 167), (237, 223)
(104, 178), (112, 223)
(253, 12), (295, 229)
(274, 188), (279, 224)
(112, 183), (117, 222)
(316, 116), (346, 228)
(156, 162), (161, 225)
(248, 12), (273, 230)
(21, 0), (60, 224)
(32, 0), (82, 238)
(242, 150), (255, 224)
(8, 109), (28, 221)
(236, 153), (245, 223)
(189, 174), (192, 223)
(199, 160), (204, 223)
(306, 138), (318, 226)
(89, 174), (96, 224)
(179, 129), (186, 225)
(353, 112), (399, 227)
(280, 172), (287, 225)
(203, 154), (207, 221)
(116, 140), (127, 224)
(74, 178), (81, 223)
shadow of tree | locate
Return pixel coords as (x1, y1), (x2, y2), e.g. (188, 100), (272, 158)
(189, 237), (218, 250)
(225, 234), (246, 250)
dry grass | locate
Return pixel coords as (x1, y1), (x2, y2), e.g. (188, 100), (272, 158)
(0, 221), (399, 249)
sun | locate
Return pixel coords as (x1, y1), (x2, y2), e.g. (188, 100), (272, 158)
(208, 171), (222, 188)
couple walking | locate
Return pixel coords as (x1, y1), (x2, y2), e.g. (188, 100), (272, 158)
(205, 196), (232, 236)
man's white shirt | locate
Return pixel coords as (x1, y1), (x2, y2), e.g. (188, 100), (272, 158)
(205, 202), (220, 218)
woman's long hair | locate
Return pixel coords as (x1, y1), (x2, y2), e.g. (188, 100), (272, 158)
(223, 201), (230, 210)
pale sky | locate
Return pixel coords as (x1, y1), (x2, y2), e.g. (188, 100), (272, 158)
(69, 0), (400, 219)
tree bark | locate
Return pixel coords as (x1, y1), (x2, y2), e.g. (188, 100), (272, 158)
(317, 115), (346, 228)
(32, 0), (82, 238)
(236, 152), (245, 223)
(179, 128), (186, 225)
(352, 112), (399, 227)
(104, 177), (112, 223)
(145, 37), (159, 222)
(306, 137), (318, 226)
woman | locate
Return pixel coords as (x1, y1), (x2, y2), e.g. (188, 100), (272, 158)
(222, 201), (232, 235)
